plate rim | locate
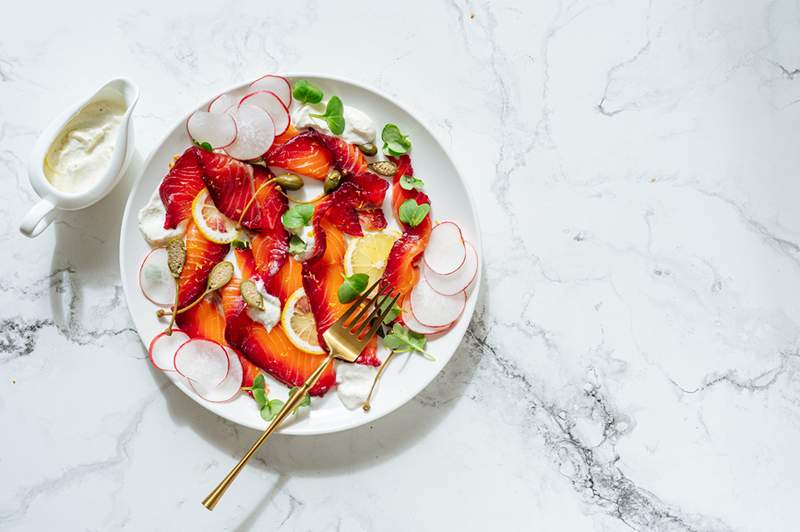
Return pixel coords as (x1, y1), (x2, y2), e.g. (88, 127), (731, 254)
(119, 71), (483, 435)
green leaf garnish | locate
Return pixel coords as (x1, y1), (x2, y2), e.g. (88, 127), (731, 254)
(288, 386), (312, 415)
(193, 140), (214, 152)
(231, 237), (250, 250)
(281, 204), (315, 231)
(260, 399), (285, 421)
(311, 96), (345, 135)
(252, 387), (267, 407)
(338, 273), (369, 303)
(381, 124), (411, 156)
(293, 79), (324, 104)
(288, 235), (307, 255)
(398, 199), (430, 227)
(383, 324), (433, 359)
(377, 297), (401, 325)
(399, 175), (424, 191)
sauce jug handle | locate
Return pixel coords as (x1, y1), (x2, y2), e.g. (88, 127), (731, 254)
(19, 199), (55, 238)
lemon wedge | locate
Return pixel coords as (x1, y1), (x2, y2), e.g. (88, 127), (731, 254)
(281, 288), (325, 355)
(344, 231), (400, 287)
(191, 188), (237, 244)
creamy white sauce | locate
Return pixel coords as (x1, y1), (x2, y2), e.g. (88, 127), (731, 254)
(292, 102), (376, 145)
(336, 363), (378, 410)
(44, 97), (126, 193)
(246, 278), (281, 331)
(137, 191), (186, 246)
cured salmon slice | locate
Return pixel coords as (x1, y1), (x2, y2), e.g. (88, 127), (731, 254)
(159, 147), (204, 229)
(221, 278), (335, 396)
(196, 150), (286, 231)
(266, 130), (333, 180)
(311, 130), (369, 176)
(177, 222), (230, 308)
(266, 255), (304, 306)
(250, 224), (289, 282)
(174, 294), (260, 390)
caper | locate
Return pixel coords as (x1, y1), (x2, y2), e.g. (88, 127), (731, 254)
(324, 169), (343, 194)
(368, 161), (398, 177)
(358, 143), (378, 156)
(240, 279), (265, 311)
(274, 174), (304, 191)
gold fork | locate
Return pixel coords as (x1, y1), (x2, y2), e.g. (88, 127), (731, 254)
(202, 279), (400, 510)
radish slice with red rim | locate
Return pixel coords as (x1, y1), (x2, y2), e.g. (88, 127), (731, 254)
(139, 247), (176, 307)
(148, 330), (189, 371)
(225, 104), (275, 160)
(249, 74), (292, 107)
(187, 110), (237, 148)
(189, 346), (244, 402)
(207, 91), (242, 113)
(401, 298), (451, 335)
(424, 241), (479, 296)
(173, 338), (230, 388)
(410, 278), (466, 328)
(239, 90), (290, 135)
(424, 222), (466, 275)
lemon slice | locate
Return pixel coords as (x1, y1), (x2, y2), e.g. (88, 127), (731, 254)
(344, 231), (400, 287)
(281, 288), (325, 355)
(191, 188), (237, 244)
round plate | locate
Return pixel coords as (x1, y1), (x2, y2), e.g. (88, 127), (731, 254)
(120, 73), (482, 435)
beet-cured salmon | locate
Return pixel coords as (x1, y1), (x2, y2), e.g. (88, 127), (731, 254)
(358, 208), (387, 232)
(177, 222), (230, 308)
(302, 186), (381, 366)
(250, 224), (289, 282)
(159, 147), (204, 229)
(196, 150), (286, 231)
(221, 278), (335, 395)
(382, 155), (432, 302)
(266, 255), (304, 306)
(175, 293), (260, 390)
(311, 130), (369, 176)
(266, 130), (333, 180)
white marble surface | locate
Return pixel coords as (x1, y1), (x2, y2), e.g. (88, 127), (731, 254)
(2, 0), (799, 530)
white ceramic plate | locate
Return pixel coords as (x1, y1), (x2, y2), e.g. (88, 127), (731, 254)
(120, 73), (481, 435)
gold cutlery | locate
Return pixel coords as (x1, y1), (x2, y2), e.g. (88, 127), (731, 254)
(202, 279), (399, 510)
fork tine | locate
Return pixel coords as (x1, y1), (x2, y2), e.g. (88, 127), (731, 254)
(344, 282), (392, 329)
(337, 277), (383, 324)
(352, 289), (400, 337)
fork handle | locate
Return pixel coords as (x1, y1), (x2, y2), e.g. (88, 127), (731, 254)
(202, 351), (335, 510)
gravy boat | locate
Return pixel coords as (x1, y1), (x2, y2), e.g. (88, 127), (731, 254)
(19, 78), (139, 238)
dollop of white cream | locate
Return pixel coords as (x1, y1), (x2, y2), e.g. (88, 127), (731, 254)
(44, 97), (126, 193)
(292, 102), (376, 145)
(246, 278), (281, 331)
(137, 191), (186, 246)
(336, 363), (378, 410)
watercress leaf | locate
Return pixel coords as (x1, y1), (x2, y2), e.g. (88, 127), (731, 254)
(377, 297), (401, 325)
(260, 403), (276, 421)
(193, 140), (214, 152)
(288, 235), (307, 255)
(292, 79), (324, 104)
(252, 388), (267, 408)
(311, 96), (346, 135)
(383, 324), (428, 355)
(281, 204), (315, 230)
(381, 124), (411, 156)
(269, 399), (284, 413)
(398, 199), (430, 227)
(399, 175), (424, 191)
(253, 373), (266, 390)
(231, 238), (250, 250)
(338, 273), (369, 303)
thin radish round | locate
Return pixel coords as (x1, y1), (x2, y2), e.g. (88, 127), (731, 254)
(424, 221), (466, 275)
(187, 110), (237, 148)
(401, 299), (451, 335)
(148, 330), (189, 371)
(225, 104), (275, 160)
(249, 74), (292, 107)
(239, 91), (290, 135)
(207, 91), (241, 113)
(139, 247), (176, 307)
(424, 241), (479, 296)
(173, 338), (230, 388)
(189, 346), (244, 402)
(410, 278), (466, 328)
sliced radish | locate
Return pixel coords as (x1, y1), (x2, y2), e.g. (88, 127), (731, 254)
(187, 110), (237, 148)
(207, 91), (241, 113)
(424, 241), (479, 296)
(225, 104), (275, 161)
(401, 299), (451, 335)
(239, 91), (290, 135)
(410, 278), (466, 328)
(173, 338), (230, 388)
(424, 222), (466, 275)
(189, 346), (244, 402)
(148, 330), (189, 371)
(139, 248), (176, 307)
(249, 74), (291, 107)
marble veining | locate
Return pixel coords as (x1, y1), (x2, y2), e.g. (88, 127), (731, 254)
(2, 0), (800, 530)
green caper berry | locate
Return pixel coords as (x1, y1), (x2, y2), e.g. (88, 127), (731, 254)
(324, 169), (343, 194)
(274, 174), (304, 191)
(358, 143), (378, 156)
